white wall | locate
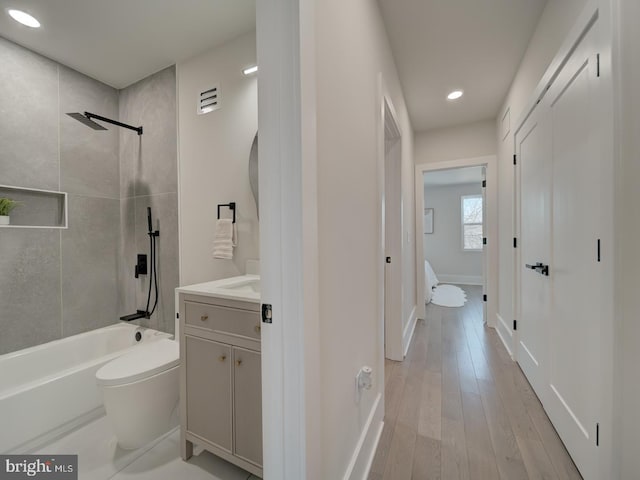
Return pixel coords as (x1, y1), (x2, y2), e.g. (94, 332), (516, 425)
(415, 119), (496, 164)
(423, 183), (483, 284)
(613, 0), (640, 476)
(177, 31), (259, 286)
(313, 0), (416, 477)
(495, 0), (587, 338)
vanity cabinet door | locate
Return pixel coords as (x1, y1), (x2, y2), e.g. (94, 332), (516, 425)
(185, 335), (233, 452)
(232, 346), (263, 466)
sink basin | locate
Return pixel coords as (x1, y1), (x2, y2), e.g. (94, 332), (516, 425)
(218, 279), (261, 294)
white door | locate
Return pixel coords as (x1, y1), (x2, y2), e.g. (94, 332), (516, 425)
(481, 168), (487, 323)
(384, 118), (403, 361)
(517, 19), (603, 480)
(516, 105), (552, 401)
(544, 21), (601, 478)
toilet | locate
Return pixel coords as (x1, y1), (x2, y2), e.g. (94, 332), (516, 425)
(96, 338), (180, 449)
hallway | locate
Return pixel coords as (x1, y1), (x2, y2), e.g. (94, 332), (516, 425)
(369, 286), (582, 479)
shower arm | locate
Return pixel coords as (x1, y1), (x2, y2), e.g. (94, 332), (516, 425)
(84, 111), (143, 135)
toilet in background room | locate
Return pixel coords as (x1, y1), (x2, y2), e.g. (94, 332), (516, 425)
(96, 338), (180, 449)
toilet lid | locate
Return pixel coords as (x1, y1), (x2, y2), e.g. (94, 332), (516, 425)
(96, 339), (179, 387)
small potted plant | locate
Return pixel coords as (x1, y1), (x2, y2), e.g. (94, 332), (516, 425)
(0, 198), (20, 225)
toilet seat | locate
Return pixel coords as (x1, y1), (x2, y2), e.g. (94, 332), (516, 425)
(96, 339), (179, 387)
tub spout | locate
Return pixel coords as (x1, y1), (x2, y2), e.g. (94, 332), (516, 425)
(120, 310), (148, 321)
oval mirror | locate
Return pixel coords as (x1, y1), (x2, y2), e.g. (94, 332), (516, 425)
(249, 132), (259, 218)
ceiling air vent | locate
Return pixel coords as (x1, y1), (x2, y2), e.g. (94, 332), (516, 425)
(198, 85), (220, 115)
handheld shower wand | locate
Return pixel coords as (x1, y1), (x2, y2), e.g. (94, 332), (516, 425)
(147, 207), (153, 233)
(120, 207), (160, 322)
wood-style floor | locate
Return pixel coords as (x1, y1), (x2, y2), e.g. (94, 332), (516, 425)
(368, 285), (582, 480)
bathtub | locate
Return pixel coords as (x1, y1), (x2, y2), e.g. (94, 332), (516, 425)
(0, 323), (172, 453)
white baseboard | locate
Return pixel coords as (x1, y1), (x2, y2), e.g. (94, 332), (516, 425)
(343, 393), (384, 480)
(496, 313), (514, 359)
(438, 274), (483, 285)
(403, 306), (417, 358)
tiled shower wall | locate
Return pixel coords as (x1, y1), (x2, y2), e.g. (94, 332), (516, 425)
(118, 67), (179, 335)
(0, 37), (178, 354)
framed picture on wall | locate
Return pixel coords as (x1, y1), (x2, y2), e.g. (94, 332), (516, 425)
(424, 208), (434, 234)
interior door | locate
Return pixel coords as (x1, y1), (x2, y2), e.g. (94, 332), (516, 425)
(384, 131), (402, 360)
(544, 22), (601, 478)
(517, 18), (602, 479)
(481, 168), (487, 324)
(516, 106), (552, 401)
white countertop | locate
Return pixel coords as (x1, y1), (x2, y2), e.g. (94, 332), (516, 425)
(176, 275), (260, 304)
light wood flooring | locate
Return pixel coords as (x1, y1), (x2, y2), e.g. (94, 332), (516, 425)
(368, 285), (582, 480)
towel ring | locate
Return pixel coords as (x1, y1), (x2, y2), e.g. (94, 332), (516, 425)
(217, 202), (236, 223)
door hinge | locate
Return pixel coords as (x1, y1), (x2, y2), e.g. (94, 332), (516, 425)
(386, 256), (391, 264)
(482, 180), (486, 188)
(483, 237), (487, 245)
(513, 320), (517, 331)
(596, 53), (600, 77)
(513, 237), (518, 248)
(513, 154), (517, 165)
(596, 423), (600, 446)
(483, 294), (487, 302)
(597, 239), (601, 262)
(262, 303), (273, 324)
(176, 312), (179, 319)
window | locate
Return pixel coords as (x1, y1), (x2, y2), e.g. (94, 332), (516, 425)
(462, 195), (483, 251)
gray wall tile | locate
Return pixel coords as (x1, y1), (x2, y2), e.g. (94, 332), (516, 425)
(0, 38), (59, 190)
(119, 66), (177, 197)
(0, 38), (178, 354)
(118, 197), (137, 318)
(133, 193), (179, 334)
(61, 195), (119, 336)
(59, 66), (120, 199)
(0, 230), (62, 354)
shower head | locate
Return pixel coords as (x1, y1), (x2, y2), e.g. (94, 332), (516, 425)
(66, 111), (143, 135)
(66, 112), (108, 130)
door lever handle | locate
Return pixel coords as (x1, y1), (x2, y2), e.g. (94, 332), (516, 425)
(525, 262), (549, 276)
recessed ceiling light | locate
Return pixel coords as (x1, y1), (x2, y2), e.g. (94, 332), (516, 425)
(8, 9), (40, 28)
(242, 65), (258, 76)
(447, 90), (464, 100)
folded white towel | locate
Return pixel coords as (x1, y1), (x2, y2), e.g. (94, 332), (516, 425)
(213, 218), (237, 259)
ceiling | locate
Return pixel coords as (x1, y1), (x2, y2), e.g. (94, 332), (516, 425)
(0, 0), (255, 88)
(424, 166), (484, 187)
(377, 0), (547, 131)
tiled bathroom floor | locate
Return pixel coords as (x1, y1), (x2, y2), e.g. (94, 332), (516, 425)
(34, 415), (260, 480)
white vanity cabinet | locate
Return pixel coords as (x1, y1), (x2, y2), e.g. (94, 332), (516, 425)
(178, 290), (262, 478)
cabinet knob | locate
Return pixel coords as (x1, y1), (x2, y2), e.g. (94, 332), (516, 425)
(236, 359), (243, 366)
(254, 325), (261, 333)
(218, 355), (226, 362)
(200, 314), (209, 321)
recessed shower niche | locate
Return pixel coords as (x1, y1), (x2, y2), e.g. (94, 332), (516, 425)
(0, 184), (67, 228)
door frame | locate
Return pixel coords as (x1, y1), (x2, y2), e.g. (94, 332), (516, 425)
(256, 0), (320, 477)
(381, 91), (404, 361)
(511, 1), (614, 477)
(414, 155), (497, 327)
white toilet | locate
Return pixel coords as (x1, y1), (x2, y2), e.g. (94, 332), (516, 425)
(96, 338), (180, 449)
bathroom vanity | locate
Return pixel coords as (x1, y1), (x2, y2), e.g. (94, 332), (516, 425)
(177, 275), (262, 478)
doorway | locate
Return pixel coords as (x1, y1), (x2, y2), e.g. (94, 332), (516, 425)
(421, 166), (486, 321)
(415, 155), (497, 327)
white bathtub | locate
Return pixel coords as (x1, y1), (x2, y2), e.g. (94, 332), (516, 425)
(0, 323), (172, 453)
